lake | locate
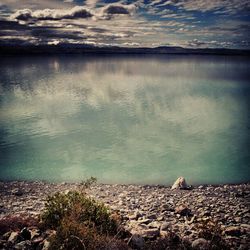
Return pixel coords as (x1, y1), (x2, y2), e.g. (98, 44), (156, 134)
(0, 55), (249, 185)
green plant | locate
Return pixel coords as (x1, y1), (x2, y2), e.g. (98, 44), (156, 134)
(49, 215), (128, 250)
(41, 191), (118, 235)
(41, 190), (128, 250)
(80, 176), (97, 191)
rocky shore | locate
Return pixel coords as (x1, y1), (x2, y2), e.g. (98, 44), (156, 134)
(0, 180), (249, 249)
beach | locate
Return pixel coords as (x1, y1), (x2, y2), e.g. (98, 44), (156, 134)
(0, 180), (249, 249)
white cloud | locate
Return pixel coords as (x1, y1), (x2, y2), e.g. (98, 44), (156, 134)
(0, 0), (72, 10)
(1, 0), (249, 49)
(11, 6), (93, 21)
(172, 0), (250, 14)
(85, 0), (99, 8)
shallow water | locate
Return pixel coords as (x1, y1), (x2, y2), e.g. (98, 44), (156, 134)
(0, 55), (249, 185)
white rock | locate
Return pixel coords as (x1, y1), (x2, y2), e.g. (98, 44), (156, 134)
(171, 177), (188, 190)
(8, 232), (19, 243)
(42, 239), (50, 250)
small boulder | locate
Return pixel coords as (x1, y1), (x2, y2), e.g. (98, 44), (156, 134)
(175, 205), (191, 216)
(171, 177), (188, 190)
(147, 214), (157, 220)
(130, 234), (145, 249)
(32, 236), (44, 245)
(191, 238), (209, 250)
(129, 211), (142, 220)
(224, 226), (241, 237)
(2, 231), (11, 240)
(11, 188), (23, 196)
(42, 239), (50, 250)
(137, 218), (152, 225)
(141, 228), (159, 239)
(160, 222), (171, 237)
(148, 221), (161, 229)
(160, 222), (170, 231)
(8, 232), (20, 243)
(20, 228), (31, 240)
(14, 240), (32, 250)
(30, 228), (40, 240)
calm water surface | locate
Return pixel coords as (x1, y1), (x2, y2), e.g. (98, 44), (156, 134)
(0, 55), (249, 185)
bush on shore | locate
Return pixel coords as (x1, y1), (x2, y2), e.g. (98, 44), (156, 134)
(41, 190), (128, 250)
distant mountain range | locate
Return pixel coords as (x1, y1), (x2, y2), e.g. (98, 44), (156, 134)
(0, 43), (249, 56)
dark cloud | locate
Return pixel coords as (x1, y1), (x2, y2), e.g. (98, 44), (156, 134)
(0, 20), (27, 30)
(1, 1), (249, 49)
(10, 9), (32, 21)
(31, 28), (85, 40)
(88, 27), (108, 33)
(0, 19), (86, 44)
(11, 6), (93, 21)
(0, 4), (11, 16)
(100, 3), (136, 15)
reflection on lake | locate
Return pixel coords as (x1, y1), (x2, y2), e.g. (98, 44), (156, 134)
(0, 55), (249, 184)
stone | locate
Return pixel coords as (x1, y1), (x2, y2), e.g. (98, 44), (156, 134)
(0, 239), (7, 248)
(137, 218), (152, 225)
(171, 177), (188, 190)
(129, 211), (141, 220)
(130, 234), (145, 249)
(191, 238), (209, 250)
(32, 236), (44, 245)
(157, 216), (164, 221)
(2, 231), (11, 240)
(234, 217), (241, 223)
(141, 228), (159, 239)
(175, 205), (191, 216)
(148, 221), (161, 229)
(11, 188), (23, 196)
(14, 240), (31, 249)
(42, 239), (50, 250)
(8, 232), (20, 243)
(240, 224), (250, 233)
(20, 227), (31, 240)
(147, 214), (157, 220)
(160, 222), (170, 231)
(224, 226), (241, 237)
(30, 228), (40, 240)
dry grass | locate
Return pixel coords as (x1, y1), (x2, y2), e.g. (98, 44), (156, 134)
(0, 215), (39, 235)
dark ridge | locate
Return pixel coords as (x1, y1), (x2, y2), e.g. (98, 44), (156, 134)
(0, 43), (250, 56)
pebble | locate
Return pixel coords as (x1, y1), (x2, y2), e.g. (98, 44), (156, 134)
(0, 181), (249, 249)
(191, 238), (209, 249)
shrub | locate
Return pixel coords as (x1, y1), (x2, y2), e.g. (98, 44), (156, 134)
(80, 176), (97, 191)
(41, 191), (128, 249)
(41, 191), (118, 235)
(49, 215), (128, 250)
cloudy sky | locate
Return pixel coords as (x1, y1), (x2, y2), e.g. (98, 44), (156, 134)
(0, 0), (249, 49)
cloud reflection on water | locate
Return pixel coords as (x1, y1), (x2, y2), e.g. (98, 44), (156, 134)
(0, 55), (249, 184)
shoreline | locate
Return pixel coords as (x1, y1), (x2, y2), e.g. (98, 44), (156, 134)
(1, 178), (249, 186)
(0, 180), (249, 249)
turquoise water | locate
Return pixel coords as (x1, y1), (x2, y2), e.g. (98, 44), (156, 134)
(0, 55), (249, 185)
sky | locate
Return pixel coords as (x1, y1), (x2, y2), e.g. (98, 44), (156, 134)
(0, 0), (249, 49)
